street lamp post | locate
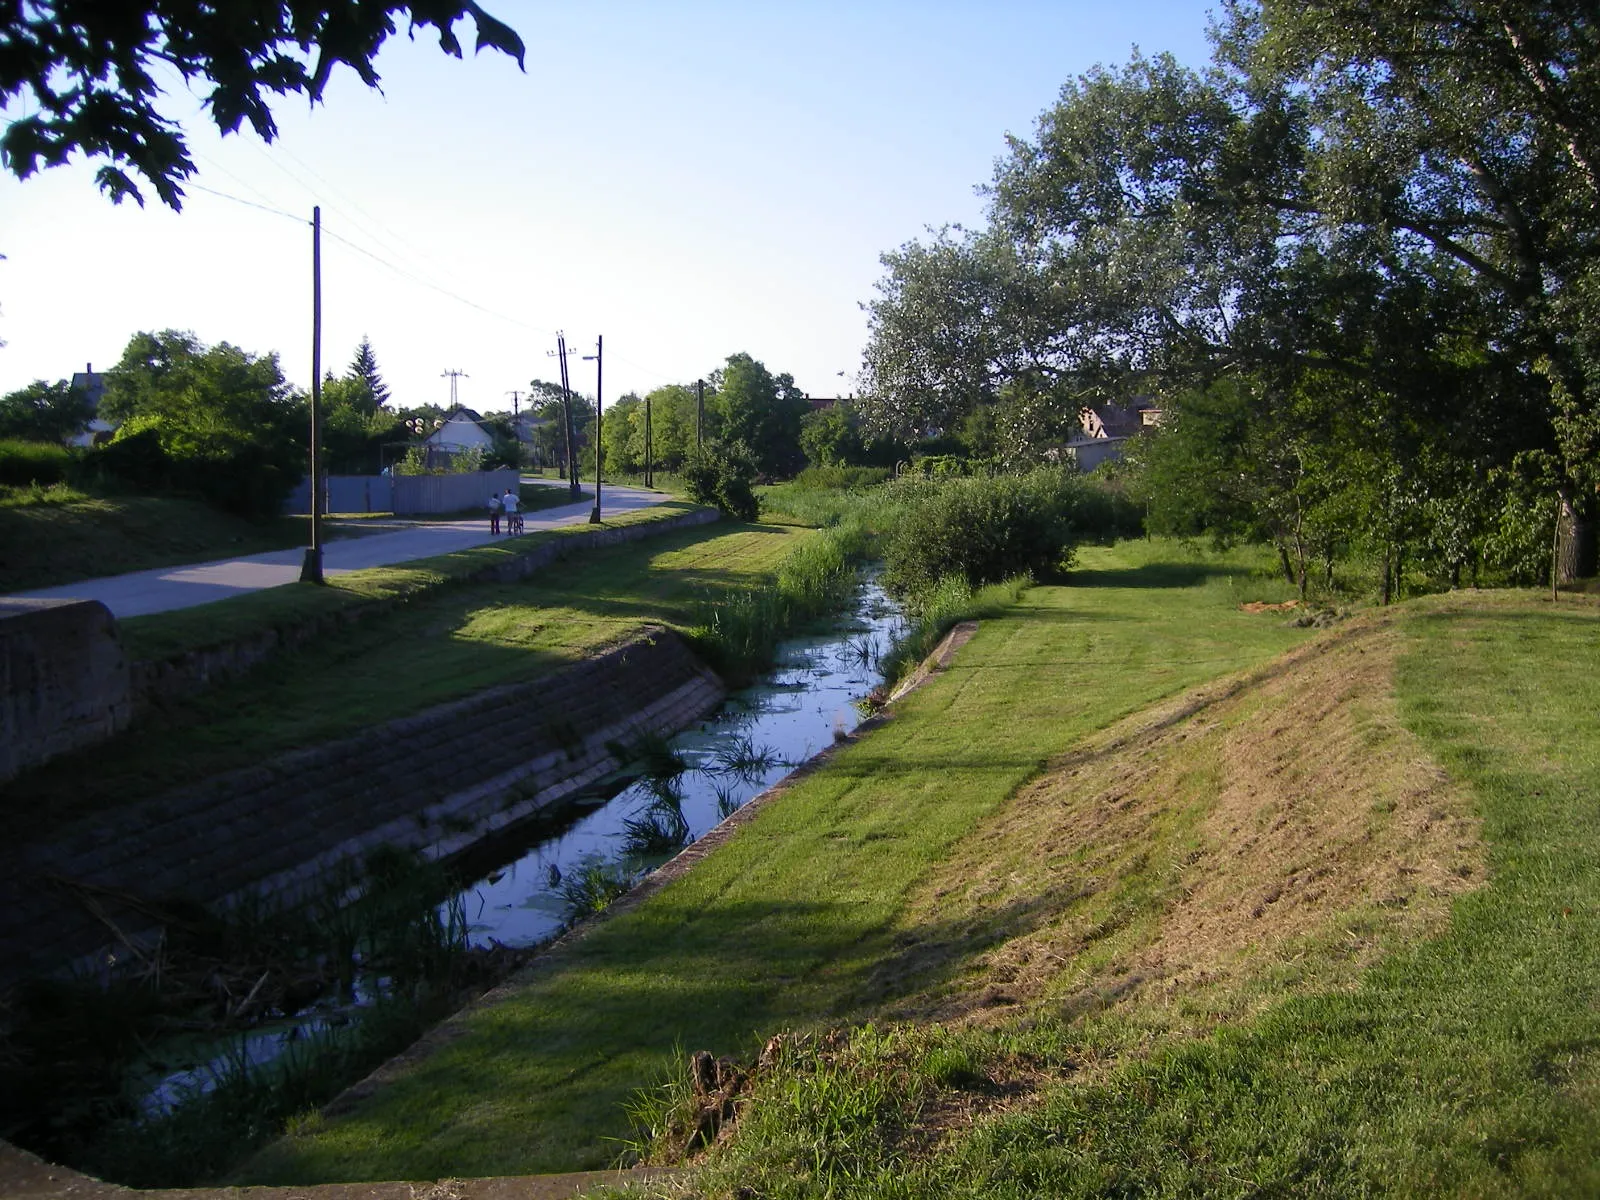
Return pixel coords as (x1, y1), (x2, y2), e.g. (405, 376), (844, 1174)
(583, 335), (603, 523)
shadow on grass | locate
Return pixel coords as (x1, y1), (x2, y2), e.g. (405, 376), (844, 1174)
(1066, 562), (1269, 590)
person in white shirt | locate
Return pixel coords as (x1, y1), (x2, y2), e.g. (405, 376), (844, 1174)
(487, 491), (502, 534)
(502, 487), (522, 534)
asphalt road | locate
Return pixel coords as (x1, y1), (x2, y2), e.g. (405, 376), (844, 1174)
(6, 482), (672, 619)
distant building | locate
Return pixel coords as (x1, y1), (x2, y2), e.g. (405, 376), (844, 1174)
(419, 407), (496, 467)
(1059, 399), (1163, 470)
(805, 394), (852, 413)
(67, 363), (116, 446)
(1078, 401), (1163, 440)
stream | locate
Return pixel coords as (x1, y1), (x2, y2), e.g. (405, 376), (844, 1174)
(140, 573), (903, 1111)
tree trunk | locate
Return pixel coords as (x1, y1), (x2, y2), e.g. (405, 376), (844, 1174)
(1555, 493), (1594, 585)
(1278, 543), (1295, 586)
(1380, 541), (1393, 606)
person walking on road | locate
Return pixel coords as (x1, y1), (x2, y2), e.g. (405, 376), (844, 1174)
(502, 487), (522, 535)
(487, 490), (502, 535)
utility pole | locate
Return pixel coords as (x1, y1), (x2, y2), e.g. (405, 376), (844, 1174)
(506, 389), (525, 471)
(696, 377), (705, 453)
(583, 335), (603, 523)
(550, 334), (579, 496)
(644, 395), (653, 488)
(300, 205), (325, 585)
(441, 368), (468, 408)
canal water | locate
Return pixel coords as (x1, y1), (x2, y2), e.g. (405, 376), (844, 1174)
(141, 573), (903, 1111)
(452, 574), (904, 946)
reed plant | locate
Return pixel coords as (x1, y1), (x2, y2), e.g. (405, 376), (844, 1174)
(687, 520), (872, 683)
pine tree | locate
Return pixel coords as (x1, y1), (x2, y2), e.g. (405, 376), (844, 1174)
(348, 335), (391, 412)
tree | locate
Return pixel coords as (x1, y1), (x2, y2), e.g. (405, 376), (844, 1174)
(92, 329), (305, 516)
(1228, 0), (1600, 578)
(0, 378), (93, 443)
(711, 353), (809, 478)
(601, 393), (643, 475)
(640, 384), (700, 470)
(347, 335), (391, 412)
(1, 2), (524, 208)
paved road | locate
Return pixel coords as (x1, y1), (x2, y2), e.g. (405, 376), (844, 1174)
(6, 482), (670, 619)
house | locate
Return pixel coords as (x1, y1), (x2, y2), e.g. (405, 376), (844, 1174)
(416, 406), (497, 468)
(1059, 399), (1163, 470)
(1078, 401), (1162, 441)
(424, 407), (496, 454)
(67, 363), (116, 446)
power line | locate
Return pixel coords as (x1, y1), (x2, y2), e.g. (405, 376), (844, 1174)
(187, 181), (306, 225)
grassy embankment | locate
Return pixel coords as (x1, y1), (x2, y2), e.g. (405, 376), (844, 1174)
(245, 544), (1600, 1196)
(664, 588), (1600, 1198)
(0, 481), (588, 594)
(0, 486), (323, 593)
(2, 513), (807, 840)
(239, 539), (1316, 1184)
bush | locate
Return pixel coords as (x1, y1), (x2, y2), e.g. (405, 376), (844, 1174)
(0, 438), (74, 487)
(683, 441), (761, 522)
(83, 423), (300, 519)
(881, 467), (1089, 599)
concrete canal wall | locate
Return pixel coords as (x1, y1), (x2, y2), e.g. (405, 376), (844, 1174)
(0, 627), (725, 991)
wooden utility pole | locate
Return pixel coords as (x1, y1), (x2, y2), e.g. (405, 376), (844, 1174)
(645, 395), (653, 488)
(299, 205), (325, 585)
(585, 335), (603, 523)
(554, 333), (579, 496)
(696, 377), (705, 453)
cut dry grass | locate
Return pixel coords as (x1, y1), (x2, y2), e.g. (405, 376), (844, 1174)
(876, 614), (1483, 1043)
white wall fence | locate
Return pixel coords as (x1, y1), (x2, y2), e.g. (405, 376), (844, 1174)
(392, 469), (520, 515)
(286, 469), (519, 516)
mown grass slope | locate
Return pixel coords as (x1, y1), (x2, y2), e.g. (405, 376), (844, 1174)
(0, 485), (319, 592)
(668, 591), (1600, 1198)
(239, 541), (1312, 1184)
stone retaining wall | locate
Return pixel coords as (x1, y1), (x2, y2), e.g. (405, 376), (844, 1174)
(0, 627), (724, 991)
(0, 599), (130, 786)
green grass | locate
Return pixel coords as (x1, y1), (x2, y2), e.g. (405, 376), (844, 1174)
(1, 514), (805, 840)
(118, 500), (695, 663)
(656, 589), (1600, 1199)
(0, 485), (332, 593)
(237, 540), (1311, 1184)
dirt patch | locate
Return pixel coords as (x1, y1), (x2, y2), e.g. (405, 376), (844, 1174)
(878, 615), (1483, 1037)
(1240, 599), (1301, 613)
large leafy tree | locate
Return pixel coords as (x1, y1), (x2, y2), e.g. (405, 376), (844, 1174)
(1230, 0), (1600, 571)
(0, 378), (93, 442)
(1, 2), (524, 208)
(94, 328), (305, 515)
(710, 352), (809, 478)
(860, 4), (1589, 586)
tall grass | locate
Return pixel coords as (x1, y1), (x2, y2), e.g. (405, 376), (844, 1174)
(687, 521), (872, 682)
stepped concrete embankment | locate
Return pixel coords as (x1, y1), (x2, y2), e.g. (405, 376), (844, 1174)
(0, 627), (724, 992)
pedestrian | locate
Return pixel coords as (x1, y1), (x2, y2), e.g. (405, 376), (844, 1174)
(487, 490), (502, 535)
(502, 487), (522, 534)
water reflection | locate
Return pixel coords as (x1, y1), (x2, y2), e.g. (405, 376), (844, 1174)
(453, 575), (903, 946)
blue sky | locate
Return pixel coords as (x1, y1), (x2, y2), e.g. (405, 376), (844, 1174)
(0, 2), (1218, 415)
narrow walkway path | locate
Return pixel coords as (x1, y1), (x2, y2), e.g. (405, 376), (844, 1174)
(4, 484), (668, 619)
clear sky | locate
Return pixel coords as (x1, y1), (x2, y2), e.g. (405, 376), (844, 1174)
(1, 2), (1218, 417)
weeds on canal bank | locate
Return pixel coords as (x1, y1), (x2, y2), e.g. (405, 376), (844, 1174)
(687, 520), (872, 683)
(0, 848), (504, 1189)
